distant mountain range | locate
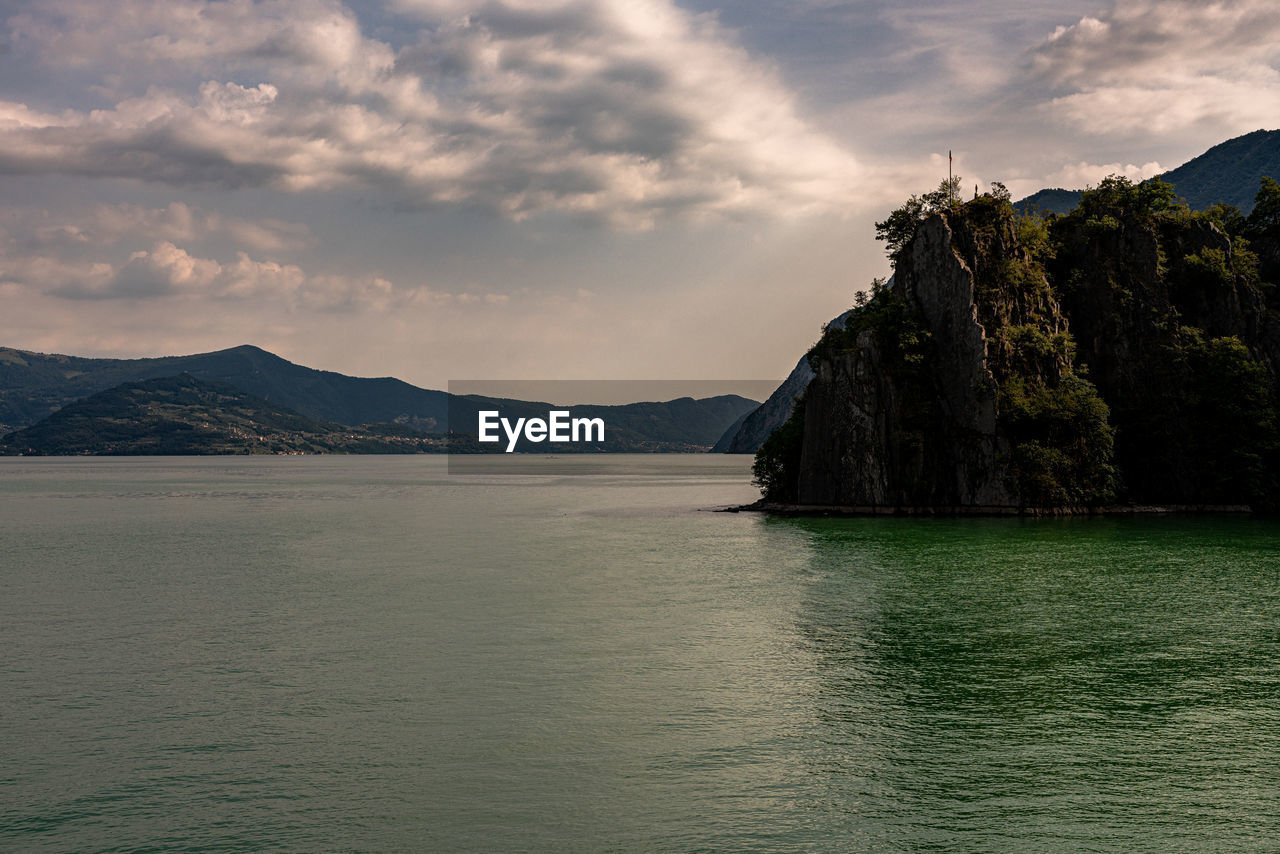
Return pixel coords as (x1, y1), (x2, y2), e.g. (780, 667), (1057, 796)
(0, 343), (453, 433)
(712, 307), (855, 453)
(0, 374), (447, 455)
(1017, 128), (1280, 214)
(0, 346), (760, 454)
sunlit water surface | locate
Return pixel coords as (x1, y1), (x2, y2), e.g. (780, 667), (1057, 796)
(3, 456), (1279, 851)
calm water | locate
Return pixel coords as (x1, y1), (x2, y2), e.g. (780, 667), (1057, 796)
(2, 456), (1280, 852)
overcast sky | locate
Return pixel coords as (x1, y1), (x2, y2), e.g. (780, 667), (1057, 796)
(2, 0), (1278, 387)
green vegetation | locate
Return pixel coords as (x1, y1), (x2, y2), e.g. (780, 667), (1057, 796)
(807, 277), (932, 369)
(1243, 177), (1280, 291)
(0, 374), (449, 455)
(1050, 176), (1280, 506)
(759, 173), (1280, 511)
(751, 393), (805, 502)
(755, 269), (943, 504)
(1016, 128), (1280, 215)
(1246, 177), (1280, 233)
(986, 187), (1117, 507)
(1183, 334), (1279, 506)
(1156, 128), (1280, 212)
(874, 176), (964, 262)
(1071, 175), (1182, 222)
(1000, 373), (1116, 506)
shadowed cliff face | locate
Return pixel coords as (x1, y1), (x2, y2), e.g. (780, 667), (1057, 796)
(797, 201), (1091, 508)
(1051, 206), (1278, 504)
(767, 181), (1280, 511)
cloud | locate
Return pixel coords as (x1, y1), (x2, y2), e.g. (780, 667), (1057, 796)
(1039, 159), (1165, 190)
(0, 252), (115, 296)
(113, 241), (225, 297)
(3, 201), (313, 252)
(0, 0), (862, 227)
(0, 235), (510, 309)
(1028, 0), (1280, 136)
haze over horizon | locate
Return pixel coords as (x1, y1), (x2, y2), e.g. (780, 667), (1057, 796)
(2, 0), (1278, 388)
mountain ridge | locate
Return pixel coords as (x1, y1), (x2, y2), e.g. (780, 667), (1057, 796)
(0, 342), (452, 432)
(0, 347), (761, 453)
(0, 373), (447, 455)
(1017, 128), (1280, 215)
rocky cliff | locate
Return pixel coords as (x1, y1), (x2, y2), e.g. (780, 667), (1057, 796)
(755, 178), (1280, 512)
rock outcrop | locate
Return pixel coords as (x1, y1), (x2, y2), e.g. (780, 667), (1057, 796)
(796, 203), (1078, 508)
(757, 179), (1280, 512)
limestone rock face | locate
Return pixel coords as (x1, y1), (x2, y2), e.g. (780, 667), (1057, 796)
(796, 210), (1033, 508)
(797, 331), (895, 505)
(899, 215), (1007, 505)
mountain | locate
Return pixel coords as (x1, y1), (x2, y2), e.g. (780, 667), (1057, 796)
(0, 374), (760, 455)
(0, 344), (452, 434)
(569, 395), (760, 448)
(713, 307), (855, 453)
(1017, 128), (1280, 215)
(0, 374), (447, 455)
(0, 345), (759, 450)
(1014, 187), (1084, 216)
(753, 178), (1280, 512)
(451, 392), (762, 452)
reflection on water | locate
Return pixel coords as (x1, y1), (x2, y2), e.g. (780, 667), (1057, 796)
(784, 516), (1280, 850)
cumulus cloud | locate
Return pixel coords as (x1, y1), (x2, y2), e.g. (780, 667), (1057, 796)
(1029, 0), (1280, 136)
(113, 241), (225, 297)
(0, 0), (862, 226)
(0, 236), (509, 309)
(1039, 159), (1165, 190)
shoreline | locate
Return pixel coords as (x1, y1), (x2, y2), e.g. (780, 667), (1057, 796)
(721, 500), (1256, 517)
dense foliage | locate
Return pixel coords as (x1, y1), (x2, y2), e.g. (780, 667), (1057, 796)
(1017, 129), (1280, 215)
(1154, 128), (1280, 212)
(758, 173), (1280, 510)
(1000, 373), (1116, 506)
(874, 177), (964, 262)
(1049, 176), (1280, 507)
(751, 392), (805, 502)
(1183, 334), (1279, 506)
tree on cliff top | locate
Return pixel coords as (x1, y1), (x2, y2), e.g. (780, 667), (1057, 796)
(1069, 175), (1182, 224)
(874, 176), (965, 262)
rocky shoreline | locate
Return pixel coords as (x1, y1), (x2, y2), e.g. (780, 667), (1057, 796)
(721, 501), (1255, 517)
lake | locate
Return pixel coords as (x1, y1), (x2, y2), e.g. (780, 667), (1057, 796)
(3, 455), (1279, 851)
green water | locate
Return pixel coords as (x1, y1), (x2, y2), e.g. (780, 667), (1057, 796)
(2, 456), (1279, 851)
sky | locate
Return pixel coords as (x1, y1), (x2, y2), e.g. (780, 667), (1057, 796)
(2, 0), (1279, 389)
